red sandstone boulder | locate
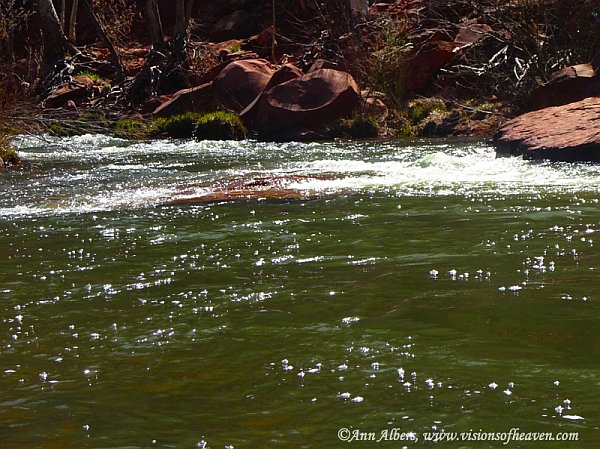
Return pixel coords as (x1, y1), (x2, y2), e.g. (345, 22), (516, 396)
(242, 63), (303, 115)
(264, 64), (304, 88)
(153, 83), (216, 117)
(530, 62), (600, 110)
(213, 59), (275, 110)
(401, 22), (493, 94)
(530, 52), (600, 110)
(243, 27), (275, 58)
(241, 68), (360, 140)
(309, 59), (343, 73)
(154, 59), (274, 116)
(405, 40), (457, 92)
(454, 21), (493, 48)
(494, 97), (600, 162)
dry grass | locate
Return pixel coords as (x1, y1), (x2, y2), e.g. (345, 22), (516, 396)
(364, 15), (412, 111)
(429, 0), (600, 106)
(91, 0), (137, 48)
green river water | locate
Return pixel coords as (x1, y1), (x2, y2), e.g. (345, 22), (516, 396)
(1, 136), (599, 448)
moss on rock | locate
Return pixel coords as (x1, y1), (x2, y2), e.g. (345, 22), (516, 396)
(407, 98), (448, 123)
(194, 112), (247, 141)
(115, 118), (150, 139)
(326, 115), (379, 139)
(151, 112), (206, 139)
(150, 112), (247, 140)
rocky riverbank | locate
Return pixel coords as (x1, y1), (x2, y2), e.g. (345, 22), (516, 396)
(1, 1), (599, 162)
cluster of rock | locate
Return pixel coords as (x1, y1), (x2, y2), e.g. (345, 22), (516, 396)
(39, 0), (507, 142)
(494, 53), (600, 161)
(36, 0), (600, 159)
(39, 56), (363, 141)
(148, 13), (499, 141)
(154, 59), (361, 141)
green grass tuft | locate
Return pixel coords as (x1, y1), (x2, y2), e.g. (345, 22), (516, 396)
(194, 111), (247, 141)
(368, 18), (412, 112)
(74, 70), (102, 82)
(115, 118), (150, 139)
(151, 112), (206, 139)
(47, 113), (109, 137)
(407, 98), (447, 124)
(228, 43), (241, 53)
(394, 117), (416, 138)
(48, 123), (71, 137)
(151, 112), (247, 140)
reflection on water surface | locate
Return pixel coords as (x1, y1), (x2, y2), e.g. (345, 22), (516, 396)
(1, 136), (599, 448)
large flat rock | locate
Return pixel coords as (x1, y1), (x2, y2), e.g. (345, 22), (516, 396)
(494, 97), (600, 162)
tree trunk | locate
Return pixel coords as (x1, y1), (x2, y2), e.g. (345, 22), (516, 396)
(174, 0), (195, 40)
(36, 0), (70, 61)
(6, 29), (14, 64)
(163, 0), (195, 92)
(147, 0), (164, 50)
(271, 0), (276, 63)
(61, 0), (66, 28)
(80, 0), (125, 80)
(68, 0), (79, 43)
(172, 0), (195, 58)
(175, 0), (185, 37)
(185, 0), (195, 27)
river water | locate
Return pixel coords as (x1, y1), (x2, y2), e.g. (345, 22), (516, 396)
(1, 135), (599, 448)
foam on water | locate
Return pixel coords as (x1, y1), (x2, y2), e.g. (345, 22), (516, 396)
(285, 148), (600, 195)
(5, 136), (600, 218)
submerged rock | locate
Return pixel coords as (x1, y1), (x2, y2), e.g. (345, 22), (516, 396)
(494, 97), (600, 162)
(164, 175), (334, 204)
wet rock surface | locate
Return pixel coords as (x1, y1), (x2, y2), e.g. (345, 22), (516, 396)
(164, 175), (335, 204)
